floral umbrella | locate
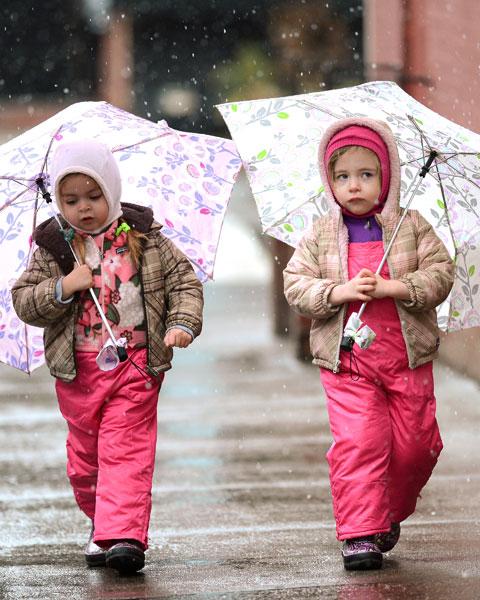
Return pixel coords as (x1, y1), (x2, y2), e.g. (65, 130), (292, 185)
(217, 80), (480, 334)
(0, 101), (241, 373)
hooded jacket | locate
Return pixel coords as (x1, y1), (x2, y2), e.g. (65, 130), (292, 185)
(283, 117), (455, 372)
(11, 203), (203, 381)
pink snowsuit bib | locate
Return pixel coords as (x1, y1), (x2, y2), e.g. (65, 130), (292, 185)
(320, 241), (442, 540)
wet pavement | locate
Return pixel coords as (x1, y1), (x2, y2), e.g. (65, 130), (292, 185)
(1, 282), (480, 599)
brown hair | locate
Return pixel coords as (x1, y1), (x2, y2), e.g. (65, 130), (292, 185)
(72, 218), (146, 269)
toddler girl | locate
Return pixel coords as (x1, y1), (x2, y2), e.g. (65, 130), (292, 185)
(284, 118), (454, 570)
(12, 139), (203, 574)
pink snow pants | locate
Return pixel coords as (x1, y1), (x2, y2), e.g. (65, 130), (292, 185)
(55, 349), (164, 549)
(320, 241), (443, 540)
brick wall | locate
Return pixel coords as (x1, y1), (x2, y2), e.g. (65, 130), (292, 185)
(364, 0), (480, 130)
(404, 0), (480, 131)
(364, 0), (480, 381)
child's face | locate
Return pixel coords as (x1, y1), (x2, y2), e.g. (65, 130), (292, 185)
(330, 147), (381, 215)
(59, 173), (109, 231)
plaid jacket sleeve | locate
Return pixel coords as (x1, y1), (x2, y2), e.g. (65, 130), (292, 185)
(159, 235), (204, 337)
(11, 247), (75, 327)
(399, 211), (454, 312)
(283, 225), (341, 319)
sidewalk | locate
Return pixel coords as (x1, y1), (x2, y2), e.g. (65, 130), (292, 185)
(1, 279), (480, 599)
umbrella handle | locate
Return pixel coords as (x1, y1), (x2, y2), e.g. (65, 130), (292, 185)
(340, 334), (355, 351)
(420, 151), (438, 177)
(86, 287), (128, 362)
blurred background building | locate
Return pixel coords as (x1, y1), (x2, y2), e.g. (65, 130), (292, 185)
(1, 0), (479, 377)
(0, 0), (362, 137)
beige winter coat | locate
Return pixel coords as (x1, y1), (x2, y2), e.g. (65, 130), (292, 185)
(283, 117), (454, 372)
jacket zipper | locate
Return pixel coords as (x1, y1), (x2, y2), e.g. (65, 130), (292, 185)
(138, 247), (152, 374)
(72, 301), (79, 374)
(333, 305), (346, 373)
(384, 235), (414, 369)
(333, 212), (346, 373)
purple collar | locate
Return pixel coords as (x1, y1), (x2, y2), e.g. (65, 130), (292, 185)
(343, 215), (382, 242)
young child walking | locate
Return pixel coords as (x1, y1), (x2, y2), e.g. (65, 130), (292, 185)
(283, 118), (454, 570)
(12, 139), (203, 574)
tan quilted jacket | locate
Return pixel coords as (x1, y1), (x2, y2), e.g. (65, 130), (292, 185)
(11, 203), (203, 382)
(283, 117), (454, 372)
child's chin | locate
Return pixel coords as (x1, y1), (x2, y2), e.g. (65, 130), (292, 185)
(79, 221), (96, 230)
(348, 206), (369, 215)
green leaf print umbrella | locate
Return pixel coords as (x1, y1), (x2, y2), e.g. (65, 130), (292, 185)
(217, 80), (480, 334)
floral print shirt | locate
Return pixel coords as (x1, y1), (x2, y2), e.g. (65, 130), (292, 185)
(75, 220), (146, 351)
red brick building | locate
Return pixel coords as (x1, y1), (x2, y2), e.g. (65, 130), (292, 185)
(364, 0), (480, 131)
(364, 0), (480, 380)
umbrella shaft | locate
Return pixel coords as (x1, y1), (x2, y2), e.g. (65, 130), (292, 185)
(71, 247), (118, 344)
(87, 287), (117, 344)
(51, 213), (118, 346)
(356, 173), (425, 322)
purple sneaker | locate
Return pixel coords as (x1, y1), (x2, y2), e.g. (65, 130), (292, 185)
(342, 538), (383, 570)
(374, 522), (401, 553)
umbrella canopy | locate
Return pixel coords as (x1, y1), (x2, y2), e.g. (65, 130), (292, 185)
(0, 101), (241, 373)
(217, 80), (480, 333)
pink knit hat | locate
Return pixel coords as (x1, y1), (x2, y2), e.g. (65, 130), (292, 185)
(50, 139), (123, 234)
(325, 125), (391, 205)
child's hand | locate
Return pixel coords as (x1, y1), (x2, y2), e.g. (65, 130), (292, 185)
(164, 328), (193, 348)
(369, 275), (410, 300)
(329, 268), (377, 305)
(61, 264), (93, 299)
(368, 274), (390, 299)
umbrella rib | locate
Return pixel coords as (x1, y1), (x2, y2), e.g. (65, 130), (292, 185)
(405, 117), (479, 163)
(0, 187), (34, 212)
(0, 176), (37, 183)
(406, 115), (436, 154)
(188, 257), (210, 279)
(436, 156), (480, 198)
(433, 165), (458, 331)
(401, 154), (437, 167)
(42, 125), (62, 176)
(30, 126), (63, 231)
(112, 131), (171, 153)
(24, 322), (32, 375)
(400, 152), (479, 188)
(438, 151), (479, 157)
(298, 99), (343, 119)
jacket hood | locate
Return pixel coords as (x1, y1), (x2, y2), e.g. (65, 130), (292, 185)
(49, 139), (123, 234)
(317, 117), (402, 221)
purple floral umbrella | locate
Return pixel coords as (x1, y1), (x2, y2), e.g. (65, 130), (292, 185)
(0, 101), (241, 373)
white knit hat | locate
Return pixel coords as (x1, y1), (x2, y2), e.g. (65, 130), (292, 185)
(50, 139), (123, 234)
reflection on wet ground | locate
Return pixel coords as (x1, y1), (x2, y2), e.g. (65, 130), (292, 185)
(1, 284), (480, 598)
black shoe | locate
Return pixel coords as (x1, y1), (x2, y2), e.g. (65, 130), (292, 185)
(84, 527), (106, 567)
(106, 541), (145, 574)
(374, 522), (401, 553)
(342, 538), (383, 571)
